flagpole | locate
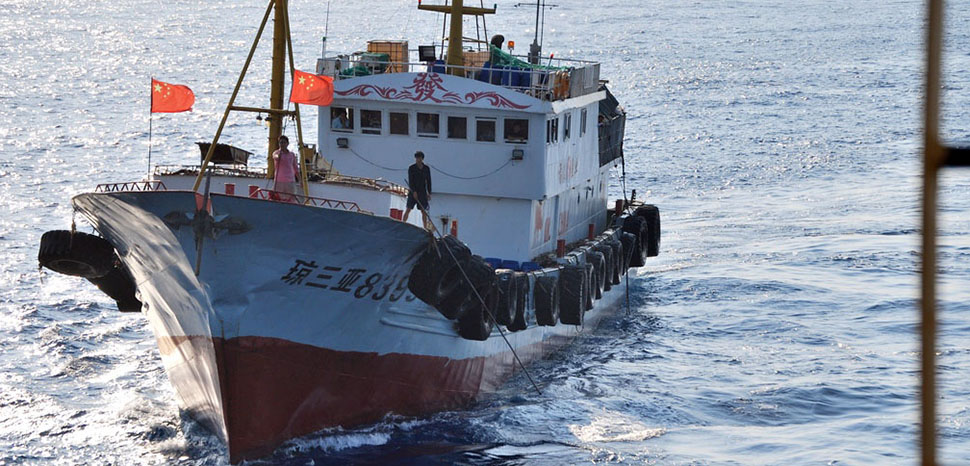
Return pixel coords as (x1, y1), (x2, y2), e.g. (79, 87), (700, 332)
(148, 76), (153, 178)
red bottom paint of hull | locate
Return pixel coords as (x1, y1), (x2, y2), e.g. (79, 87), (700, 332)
(209, 336), (494, 463)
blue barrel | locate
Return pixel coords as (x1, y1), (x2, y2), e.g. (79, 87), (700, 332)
(484, 257), (503, 269)
(521, 261), (541, 272)
(500, 260), (520, 271)
(477, 62), (492, 82)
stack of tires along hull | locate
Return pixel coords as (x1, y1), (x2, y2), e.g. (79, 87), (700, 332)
(407, 205), (660, 339)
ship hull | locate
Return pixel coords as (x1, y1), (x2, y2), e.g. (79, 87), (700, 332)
(73, 190), (627, 462)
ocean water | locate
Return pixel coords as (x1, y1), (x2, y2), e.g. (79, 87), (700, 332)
(2, 0), (969, 464)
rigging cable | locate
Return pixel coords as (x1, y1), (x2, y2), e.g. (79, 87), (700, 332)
(404, 178), (542, 397)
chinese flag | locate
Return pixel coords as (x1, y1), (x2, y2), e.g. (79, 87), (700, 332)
(151, 78), (195, 113)
(289, 70), (333, 106)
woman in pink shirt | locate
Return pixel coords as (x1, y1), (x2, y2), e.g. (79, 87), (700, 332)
(273, 135), (300, 201)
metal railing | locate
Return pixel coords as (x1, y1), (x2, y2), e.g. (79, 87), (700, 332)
(317, 55), (601, 101)
(94, 180), (168, 193)
(248, 188), (366, 213)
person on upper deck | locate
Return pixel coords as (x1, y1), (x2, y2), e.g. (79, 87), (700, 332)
(273, 135), (300, 202)
(402, 151), (432, 230)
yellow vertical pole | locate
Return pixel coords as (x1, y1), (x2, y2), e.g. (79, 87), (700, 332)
(446, 0), (464, 75)
(267, 0), (286, 179)
(193, 0), (275, 192)
(280, 0), (310, 197)
(922, 1), (943, 464)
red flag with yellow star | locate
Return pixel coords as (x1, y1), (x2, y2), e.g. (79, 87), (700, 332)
(289, 70), (333, 106)
(151, 78), (195, 113)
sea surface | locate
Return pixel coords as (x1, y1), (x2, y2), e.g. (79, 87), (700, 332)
(2, 0), (969, 464)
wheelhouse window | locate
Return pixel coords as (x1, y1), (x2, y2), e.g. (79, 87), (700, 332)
(545, 117), (558, 144)
(505, 118), (528, 143)
(361, 110), (382, 135)
(417, 112), (439, 137)
(331, 107), (354, 132)
(563, 113), (572, 141)
(447, 116), (467, 139)
(390, 112), (409, 135)
(580, 109), (587, 136)
(476, 118), (496, 142)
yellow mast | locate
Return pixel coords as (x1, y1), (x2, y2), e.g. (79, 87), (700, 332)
(418, 1), (495, 76)
(266, 0), (286, 179)
(193, 0), (308, 196)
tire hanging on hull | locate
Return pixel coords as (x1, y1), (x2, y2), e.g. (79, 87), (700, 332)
(534, 275), (560, 326)
(559, 265), (586, 325)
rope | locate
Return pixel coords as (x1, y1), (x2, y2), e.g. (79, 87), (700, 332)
(347, 147), (512, 179)
(405, 178), (543, 396)
(428, 218), (542, 396)
(430, 159), (511, 179)
(347, 147), (407, 171)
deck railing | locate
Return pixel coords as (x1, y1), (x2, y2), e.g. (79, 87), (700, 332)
(317, 55), (601, 101)
(95, 180), (168, 193)
(249, 188), (366, 213)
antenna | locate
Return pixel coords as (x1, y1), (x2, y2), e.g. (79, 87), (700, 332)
(513, 2), (558, 64)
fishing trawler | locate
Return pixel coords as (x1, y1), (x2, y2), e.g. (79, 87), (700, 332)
(37, 0), (660, 462)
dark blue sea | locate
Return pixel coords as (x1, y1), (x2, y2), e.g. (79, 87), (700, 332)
(3, 0), (970, 464)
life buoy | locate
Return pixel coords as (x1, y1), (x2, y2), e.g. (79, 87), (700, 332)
(558, 264), (586, 325)
(38, 230), (115, 279)
(534, 274), (560, 326)
(636, 205), (661, 257)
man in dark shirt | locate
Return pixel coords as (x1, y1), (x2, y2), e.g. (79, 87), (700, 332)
(403, 151), (432, 229)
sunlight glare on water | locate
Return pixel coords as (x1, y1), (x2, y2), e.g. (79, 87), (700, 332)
(2, 0), (970, 464)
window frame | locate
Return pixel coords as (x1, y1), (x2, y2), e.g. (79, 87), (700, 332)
(504, 118), (529, 143)
(330, 106), (355, 133)
(416, 112), (440, 138)
(447, 116), (468, 140)
(475, 117), (497, 143)
(389, 111), (409, 136)
(360, 109), (383, 135)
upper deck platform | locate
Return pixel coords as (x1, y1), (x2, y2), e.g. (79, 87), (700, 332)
(317, 43), (601, 104)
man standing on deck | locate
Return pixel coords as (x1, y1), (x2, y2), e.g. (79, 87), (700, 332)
(272, 135), (300, 202)
(403, 151), (432, 230)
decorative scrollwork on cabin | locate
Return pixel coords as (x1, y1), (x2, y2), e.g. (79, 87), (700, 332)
(336, 73), (531, 110)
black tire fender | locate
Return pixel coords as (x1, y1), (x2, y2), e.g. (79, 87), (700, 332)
(38, 230), (115, 279)
(636, 205), (661, 257)
(588, 251), (606, 300)
(534, 274), (560, 326)
(593, 244), (613, 291)
(508, 272), (529, 331)
(456, 280), (497, 341)
(619, 231), (639, 270)
(436, 256), (494, 320)
(607, 238), (623, 285)
(621, 215), (648, 267)
(584, 262), (595, 311)
(558, 265), (586, 325)
(87, 262), (142, 312)
(495, 271), (517, 326)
